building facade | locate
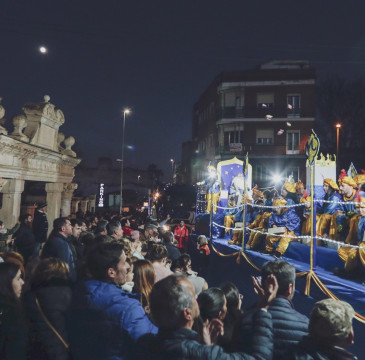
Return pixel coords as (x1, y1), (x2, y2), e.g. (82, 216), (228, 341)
(183, 60), (316, 186)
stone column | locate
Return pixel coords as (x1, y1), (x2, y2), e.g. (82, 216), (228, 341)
(61, 183), (78, 217)
(45, 182), (64, 235)
(0, 179), (24, 227)
(80, 200), (88, 214)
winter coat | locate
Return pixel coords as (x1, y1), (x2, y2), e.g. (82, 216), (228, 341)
(42, 233), (77, 282)
(24, 278), (72, 360)
(164, 241), (181, 261)
(67, 280), (158, 360)
(0, 300), (28, 360)
(33, 210), (48, 243)
(13, 223), (37, 262)
(135, 309), (273, 360)
(285, 336), (358, 360)
(239, 297), (309, 360)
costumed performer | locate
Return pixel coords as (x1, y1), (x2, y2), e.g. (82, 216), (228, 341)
(262, 197), (301, 258)
(230, 172), (245, 206)
(223, 196), (239, 237)
(336, 170), (360, 245)
(337, 191), (365, 278)
(197, 163), (220, 214)
(354, 170), (365, 191)
(295, 180), (305, 202)
(316, 178), (341, 240)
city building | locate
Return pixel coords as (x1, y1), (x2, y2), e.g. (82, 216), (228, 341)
(183, 60), (316, 187)
(73, 158), (162, 212)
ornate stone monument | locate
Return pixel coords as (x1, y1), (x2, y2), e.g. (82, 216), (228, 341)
(0, 96), (81, 230)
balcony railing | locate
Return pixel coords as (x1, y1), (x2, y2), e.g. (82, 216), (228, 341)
(218, 106), (306, 120)
(215, 144), (304, 157)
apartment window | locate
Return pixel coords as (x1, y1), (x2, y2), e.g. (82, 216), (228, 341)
(257, 93), (274, 108)
(256, 129), (273, 145)
(224, 131), (243, 146)
(224, 91), (236, 107)
(287, 130), (300, 154)
(287, 94), (301, 117)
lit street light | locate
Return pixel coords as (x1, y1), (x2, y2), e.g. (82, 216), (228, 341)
(119, 108), (131, 214)
(170, 158), (174, 182)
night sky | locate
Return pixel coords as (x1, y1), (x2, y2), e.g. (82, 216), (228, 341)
(1, 0), (365, 178)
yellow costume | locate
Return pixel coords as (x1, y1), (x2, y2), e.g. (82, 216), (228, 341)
(316, 179), (340, 240)
(337, 191), (365, 275)
(264, 198), (301, 256)
(247, 212), (272, 250)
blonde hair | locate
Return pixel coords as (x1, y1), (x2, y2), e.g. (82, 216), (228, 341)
(31, 258), (69, 286)
(198, 235), (208, 246)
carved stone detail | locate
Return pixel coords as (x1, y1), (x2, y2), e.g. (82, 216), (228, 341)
(0, 97), (8, 135)
(63, 183), (78, 194)
(57, 132), (65, 151)
(0, 178), (8, 191)
(11, 115), (29, 142)
(62, 136), (76, 157)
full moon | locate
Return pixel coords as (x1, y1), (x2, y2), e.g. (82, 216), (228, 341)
(39, 46), (48, 54)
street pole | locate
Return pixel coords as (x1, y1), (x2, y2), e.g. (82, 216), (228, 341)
(120, 109), (130, 214)
(170, 158), (174, 182)
(335, 123), (341, 174)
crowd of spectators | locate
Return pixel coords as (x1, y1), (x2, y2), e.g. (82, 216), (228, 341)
(0, 208), (360, 359)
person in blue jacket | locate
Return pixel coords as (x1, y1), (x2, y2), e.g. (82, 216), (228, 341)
(67, 241), (157, 360)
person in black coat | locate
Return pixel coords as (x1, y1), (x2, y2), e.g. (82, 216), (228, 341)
(33, 203), (49, 253)
(238, 260), (309, 360)
(24, 257), (72, 360)
(135, 274), (279, 360)
(0, 262), (28, 360)
(286, 299), (358, 360)
(162, 231), (181, 261)
(13, 213), (37, 264)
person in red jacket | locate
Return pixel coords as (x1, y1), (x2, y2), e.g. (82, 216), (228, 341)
(121, 219), (133, 237)
(174, 221), (189, 250)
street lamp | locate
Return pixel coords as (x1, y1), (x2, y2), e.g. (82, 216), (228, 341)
(120, 108), (131, 214)
(170, 158), (174, 182)
(335, 123), (342, 168)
